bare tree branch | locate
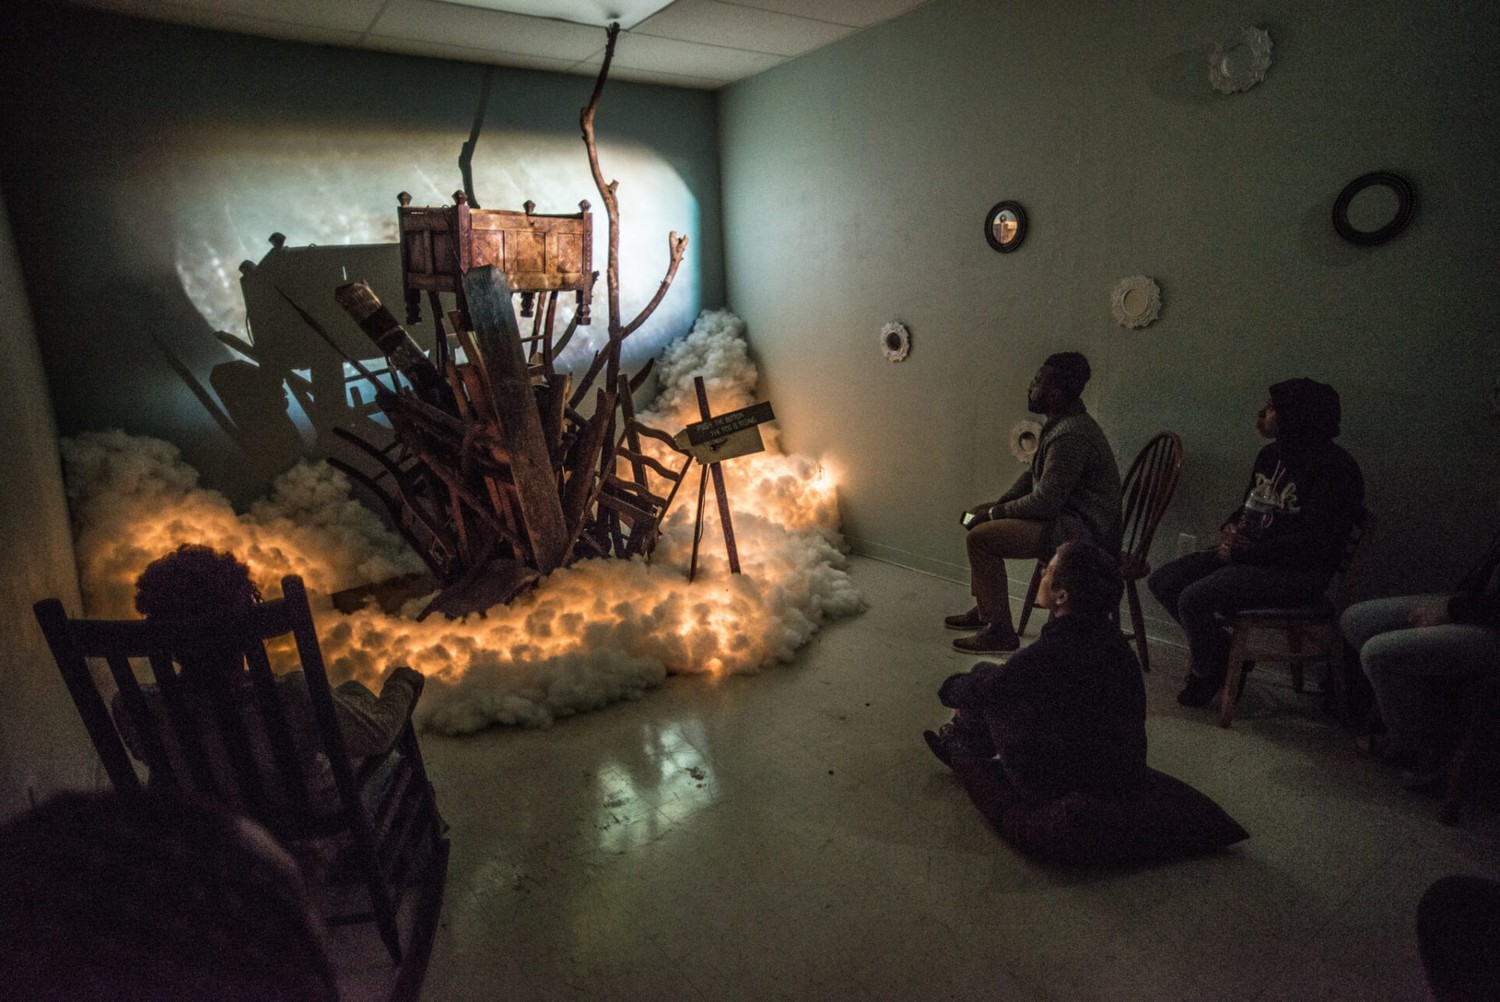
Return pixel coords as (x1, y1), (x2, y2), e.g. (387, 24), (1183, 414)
(618, 232), (689, 339)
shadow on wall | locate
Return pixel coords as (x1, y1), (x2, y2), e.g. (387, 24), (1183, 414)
(157, 237), (412, 484)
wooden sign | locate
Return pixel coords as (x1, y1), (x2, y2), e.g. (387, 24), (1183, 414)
(675, 425), (764, 465)
(685, 384), (779, 579)
(678, 400), (775, 465)
(685, 401), (775, 445)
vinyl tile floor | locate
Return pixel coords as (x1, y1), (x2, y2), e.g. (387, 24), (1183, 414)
(346, 555), (1500, 1001)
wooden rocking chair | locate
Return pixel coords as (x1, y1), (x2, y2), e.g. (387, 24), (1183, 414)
(32, 575), (449, 980)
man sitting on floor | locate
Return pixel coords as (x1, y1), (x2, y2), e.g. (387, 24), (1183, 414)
(926, 540), (1146, 801)
(947, 352), (1123, 654)
(1148, 378), (1364, 707)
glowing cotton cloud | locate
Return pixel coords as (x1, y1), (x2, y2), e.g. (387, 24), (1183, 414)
(61, 310), (863, 733)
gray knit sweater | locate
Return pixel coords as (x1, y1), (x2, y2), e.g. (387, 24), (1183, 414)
(992, 400), (1123, 553)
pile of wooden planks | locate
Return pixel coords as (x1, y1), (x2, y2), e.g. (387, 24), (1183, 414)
(319, 22), (693, 617)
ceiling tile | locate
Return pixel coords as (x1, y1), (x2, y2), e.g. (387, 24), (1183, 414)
(589, 63), (732, 90)
(370, 0), (606, 60)
(360, 34), (583, 73)
(423, 0), (674, 30)
(723, 0), (931, 30)
(633, 0), (852, 58)
(71, 0), (381, 35)
(64, 0), (930, 88)
(607, 31), (784, 80)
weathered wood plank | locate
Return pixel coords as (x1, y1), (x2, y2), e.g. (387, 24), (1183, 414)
(462, 265), (570, 572)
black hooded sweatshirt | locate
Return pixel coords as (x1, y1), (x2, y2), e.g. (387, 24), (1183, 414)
(1225, 378), (1364, 572)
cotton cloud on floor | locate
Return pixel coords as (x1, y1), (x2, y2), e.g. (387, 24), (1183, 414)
(61, 310), (865, 733)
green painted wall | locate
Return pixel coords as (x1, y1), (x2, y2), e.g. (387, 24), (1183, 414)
(1, 6), (723, 506)
(720, 0), (1500, 628)
(0, 185), (93, 822)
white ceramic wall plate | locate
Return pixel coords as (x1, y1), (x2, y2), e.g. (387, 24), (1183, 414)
(1009, 419), (1043, 466)
(880, 322), (911, 362)
(1209, 27), (1272, 94)
(1111, 275), (1162, 328)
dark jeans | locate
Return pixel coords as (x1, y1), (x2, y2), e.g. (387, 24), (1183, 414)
(1147, 551), (1327, 682)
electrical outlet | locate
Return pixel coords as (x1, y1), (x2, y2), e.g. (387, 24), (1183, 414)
(1177, 532), (1198, 557)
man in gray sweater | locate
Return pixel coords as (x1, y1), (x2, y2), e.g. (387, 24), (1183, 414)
(948, 352), (1123, 654)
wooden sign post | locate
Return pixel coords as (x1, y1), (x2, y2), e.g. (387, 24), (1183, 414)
(682, 378), (776, 581)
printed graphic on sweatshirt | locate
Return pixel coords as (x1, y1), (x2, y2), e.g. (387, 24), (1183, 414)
(1252, 469), (1299, 513)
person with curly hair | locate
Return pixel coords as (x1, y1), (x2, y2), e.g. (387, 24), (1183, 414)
(115, 544), (425, 801)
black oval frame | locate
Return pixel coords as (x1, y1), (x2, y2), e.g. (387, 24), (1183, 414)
(1332, 171), (1416, 246)
(984, 200), (1028, 253)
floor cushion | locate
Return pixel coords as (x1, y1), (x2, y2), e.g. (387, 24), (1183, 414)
(950, 755), (1249, 864)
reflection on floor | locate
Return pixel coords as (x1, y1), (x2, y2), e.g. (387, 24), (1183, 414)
(360, 556), (1500, 1000)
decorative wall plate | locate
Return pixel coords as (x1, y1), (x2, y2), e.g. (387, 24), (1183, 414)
(984, 200), (1028, 253)
(880, 322), (911, 362)
(1332, 171), (1416, 246)
(1209, 27), (1272, 94)
(1111, 275), (1162, 329)
(1009, 419), (1043, 466)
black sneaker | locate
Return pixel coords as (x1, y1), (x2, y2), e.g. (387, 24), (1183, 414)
(944, 606), (986, 631)
(923, 729), (953, 767)
(1176, 675), (1222, 708)
(953, 625), (1021, 655)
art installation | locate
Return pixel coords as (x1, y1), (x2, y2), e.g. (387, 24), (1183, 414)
(60, 24), (864, 734)
(64, 310), (864, 733)
(270, 24), (701, 617)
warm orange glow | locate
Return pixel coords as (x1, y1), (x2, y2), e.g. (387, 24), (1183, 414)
(64, 313), (862, 732)
(68, 430), (850, 731)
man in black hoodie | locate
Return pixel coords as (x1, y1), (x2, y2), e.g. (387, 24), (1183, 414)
(1149, 378), (1364, 707)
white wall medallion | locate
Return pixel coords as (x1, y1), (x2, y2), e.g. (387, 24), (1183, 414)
(880, 322), (911, 362)
(1111, 275), (1162, 329)
(1009, 419), (1043, 466)
(1209, 27), (1272, 94)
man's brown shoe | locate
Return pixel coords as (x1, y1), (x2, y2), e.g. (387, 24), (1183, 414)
(952, 625), (1021, 654)
(944, 606), (986, 631)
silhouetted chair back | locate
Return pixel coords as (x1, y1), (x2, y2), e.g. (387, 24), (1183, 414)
(1217, 508), (1377, 728)
(590, 416), (695, 560)
(1018, 431), (1184, 671)
(33, 574), (449, 971)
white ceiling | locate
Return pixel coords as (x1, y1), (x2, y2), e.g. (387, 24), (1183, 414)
(65, 0), (934, 90)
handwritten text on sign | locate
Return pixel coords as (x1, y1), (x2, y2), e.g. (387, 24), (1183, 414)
(684, 401), (776, 445)
(676, 401), (777, 465)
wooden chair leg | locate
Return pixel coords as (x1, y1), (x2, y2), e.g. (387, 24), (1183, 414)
(1441, 678), (1498, 825)
(1326, 628), (1350, 727)
(1441, 722), (1481, 826)
(1016, 559), (1045, 635)
(1219, 625), (1251, 729)
(1126, 579), (1149, 672)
